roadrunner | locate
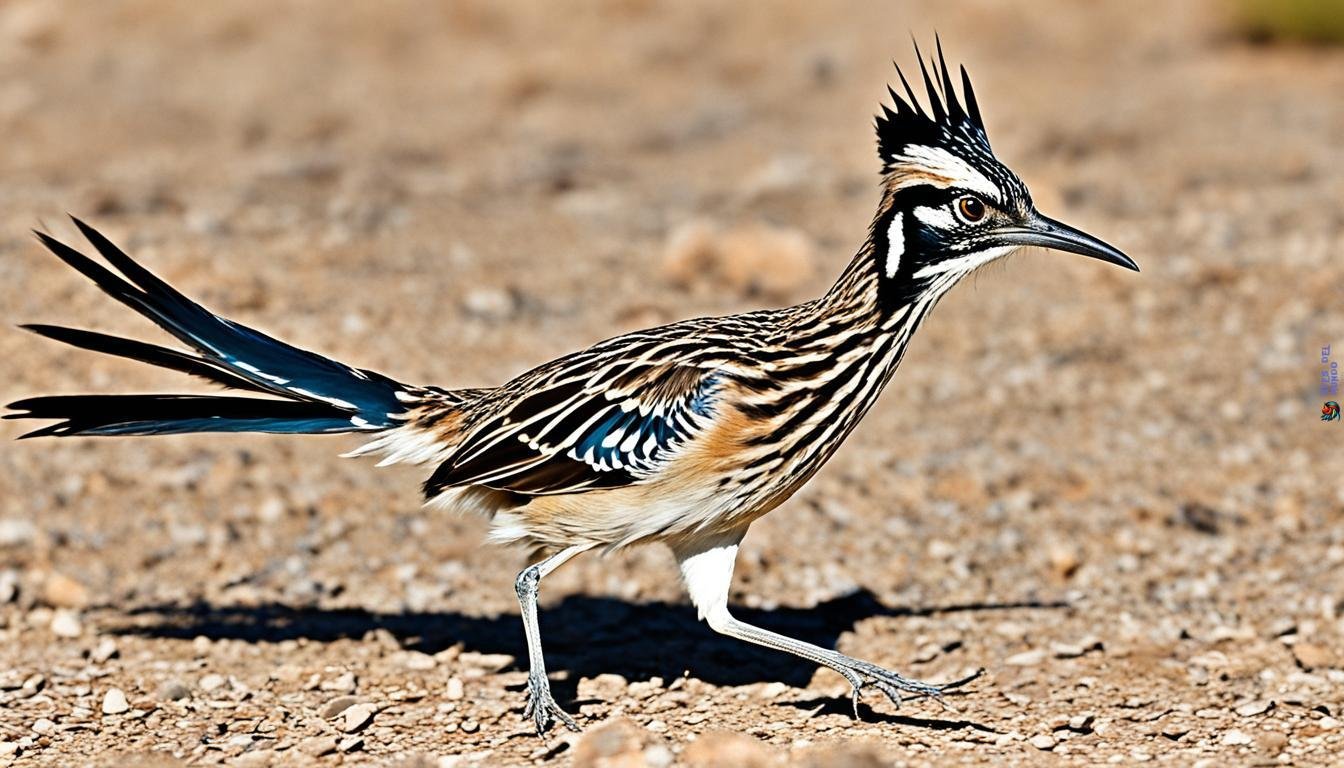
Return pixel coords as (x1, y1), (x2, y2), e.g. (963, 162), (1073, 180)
(8, 41), (1136, 733)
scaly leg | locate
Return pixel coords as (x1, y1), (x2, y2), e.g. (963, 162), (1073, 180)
(516, 544), (592, 734)
(674, 533), (980, 716)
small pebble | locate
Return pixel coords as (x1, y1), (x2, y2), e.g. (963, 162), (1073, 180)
(0, 742), (18, 757)
(1030, 734), (1057, 750)
(156, 680), (191, 702)
(1235, 700), (1273, 717)
(198, 673), (227, 693)
(1222, 729), (1253, 746)
(338, 736), (364, 753)
(299, 736), (337, 756)
(43, 573), (90, 609)
(101, 688), (130, 715)
(398, 651), (437, 671)
(1292, 643), (1336, 671)
(321, 671), (358, 693)
(320, 695), (362, 719)
(1006, 649), (1046, 666)
(460, 720), (480, 733)
(90, 638), (119, 664)
(445, 678), (464, 700)
(457, 652), (514, 672)
(31, 718), (55, 735)
(341, 703), (377, 733)
(50, 610), (83, 638)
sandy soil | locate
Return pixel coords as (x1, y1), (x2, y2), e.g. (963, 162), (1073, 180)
(1, 1), (1342, 765)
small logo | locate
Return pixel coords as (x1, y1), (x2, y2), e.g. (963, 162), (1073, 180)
(1323, 401), (1341, 422)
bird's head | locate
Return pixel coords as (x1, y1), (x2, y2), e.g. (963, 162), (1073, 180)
(871, 39), (1136, 304)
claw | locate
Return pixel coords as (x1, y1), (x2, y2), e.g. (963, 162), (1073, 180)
(523, 673), (581, 735)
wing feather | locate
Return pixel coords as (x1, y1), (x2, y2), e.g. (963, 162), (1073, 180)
(423, 363), (720, 497)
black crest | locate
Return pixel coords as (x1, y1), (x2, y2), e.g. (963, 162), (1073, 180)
(876, 37), (992, 173)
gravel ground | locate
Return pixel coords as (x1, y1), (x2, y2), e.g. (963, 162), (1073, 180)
(1, 1), (1342, 766)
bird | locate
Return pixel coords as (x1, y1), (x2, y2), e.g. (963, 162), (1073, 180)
(6, 39), (1137, 735)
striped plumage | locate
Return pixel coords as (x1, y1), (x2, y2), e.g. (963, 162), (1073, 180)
(7, 40), (1136, 734)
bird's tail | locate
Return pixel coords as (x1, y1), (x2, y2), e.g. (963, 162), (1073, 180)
(5, 217), (415, 439)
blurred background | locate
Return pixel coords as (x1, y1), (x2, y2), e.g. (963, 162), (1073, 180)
(0, 1), (1341, 765)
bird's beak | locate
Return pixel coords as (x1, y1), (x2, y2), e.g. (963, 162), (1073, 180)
(992, 212), (1138, 272)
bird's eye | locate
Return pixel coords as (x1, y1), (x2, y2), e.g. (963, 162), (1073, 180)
(955, 195), (986, 224)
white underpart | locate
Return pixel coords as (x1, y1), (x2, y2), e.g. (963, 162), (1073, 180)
(912, 204), (957, 231)
(884, 212), (904, 277)
(913, 245), (1018, 279)
(891, 144), (1001, 201)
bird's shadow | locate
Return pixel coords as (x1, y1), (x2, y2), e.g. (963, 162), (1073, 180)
(113, 590), (1062, 727)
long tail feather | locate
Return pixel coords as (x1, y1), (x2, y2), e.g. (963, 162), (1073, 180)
(8, 218), (419, 438)
(6, 394), (358, 438)
(20, 324), (268, 393)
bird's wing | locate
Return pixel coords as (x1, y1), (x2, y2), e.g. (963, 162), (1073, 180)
(423, 362), (724, 497)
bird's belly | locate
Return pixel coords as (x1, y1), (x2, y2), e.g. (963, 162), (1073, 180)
(489, 475), (752, 550)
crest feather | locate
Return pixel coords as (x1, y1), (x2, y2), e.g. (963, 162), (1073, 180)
(876, 37), (991, 173)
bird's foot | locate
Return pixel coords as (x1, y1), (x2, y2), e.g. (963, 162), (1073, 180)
(838, 659), (984, 718)
(522, 671), (580, 735)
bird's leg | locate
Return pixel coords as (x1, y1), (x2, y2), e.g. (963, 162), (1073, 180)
(516, 543), (592, 734)
(674, 534), (980, 716)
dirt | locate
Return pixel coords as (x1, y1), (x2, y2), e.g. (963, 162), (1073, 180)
(1, 1), (1342, 766)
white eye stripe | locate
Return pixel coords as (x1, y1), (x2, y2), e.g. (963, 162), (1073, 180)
(891, 144), (1002, 202)
(884, 212), (904, 277)
(912, 205), (957, 230)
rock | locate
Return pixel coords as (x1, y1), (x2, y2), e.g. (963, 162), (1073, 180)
(1051, 637), (1104, 658)
(101, 688), (130, 715)
(0, 518), (36, 547)
(683, 731), (775, 767)
(445, 677), (464, 700)
(31, 718), (55, 735)
(1222, 729), (1253, 746)
(0, 570), (18, 603)
(397, 650), (437, 671)
(571, 717), (647, 768)
(456, 652), (514, 672)
(1068, 713), (1096, 732)
(43, 573), (90, 608)
(1006, 649), (1046, 666)
(320, 671), (358, 693)
(1049, 545), (1082, 580)
(341, 702), (377, 733)
(90, 638), (119, 664)
(338, 736), (364, 753)
(50, 609), (83, 638)
(191, 636), (212, 656)
(1292, 643), (1337, 670)
(19, 674), (44, 696)
(660, 220), (816, 301)
(156, 680), (191, 702)
(198, 673), (227, 693)
(627, 677), (663, 699)
(1030, 734), (1058, 750)
(578, 673), (630, 699)
(319, 695), (362, 719)
(460, 720), (480, 733)
(643, 744), (675, 768)
(299, 736), (337, 756)
(0, 742), (18, 758)
(462, 287), (516, 320)
(1234, 700), (1273, 717)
